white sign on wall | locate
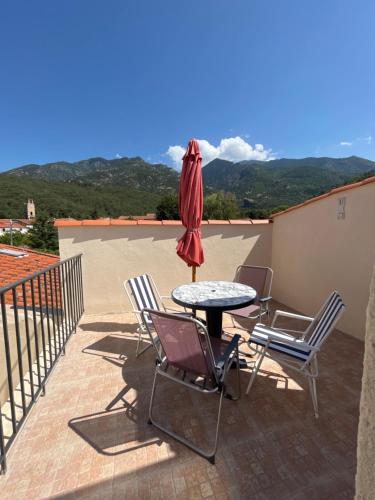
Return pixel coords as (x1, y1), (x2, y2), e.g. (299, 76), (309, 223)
(337, 197), (346, 220)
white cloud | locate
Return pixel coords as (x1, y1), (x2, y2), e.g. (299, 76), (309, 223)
(166, 145), (186, 167)
(339, 135), (373, 148)
(115, 153), (122, 159)
(167, 136), (275, 168)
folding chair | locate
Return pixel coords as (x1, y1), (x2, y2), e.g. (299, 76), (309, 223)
(124, 274), (190, 357)
(143, 309), (241, 463)
(245, 291), (346, 418)
(225, 265), (273, 326)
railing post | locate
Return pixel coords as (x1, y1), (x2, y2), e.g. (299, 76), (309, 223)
(0, 404), (7, 474)
(43, 271), (54, 367)
(53, 268), (63, 355)
(0, 294), (17, 434)
(11, 288), (27, 415)
(30, 279), (43, 395)
(37, 275), (48, 376)
(21, 283), (35, 402)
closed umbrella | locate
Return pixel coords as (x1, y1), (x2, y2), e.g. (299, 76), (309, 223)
(176, 139), (204, 281)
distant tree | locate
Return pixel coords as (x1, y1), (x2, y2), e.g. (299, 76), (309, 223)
(27, 217), (59, 254)
(90, 208), (99, 219)
(246, 208), (271, 219)
(269, 205), (290, 215)
(156, 191), (244, 220)
(203, 192), (241, 219)
(0, 231), (29, 246)
(156, 194), (179, 220)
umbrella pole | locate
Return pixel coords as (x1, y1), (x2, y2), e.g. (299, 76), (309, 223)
(192, 266), (196, 282)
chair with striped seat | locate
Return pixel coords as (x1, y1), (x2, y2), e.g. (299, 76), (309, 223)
(124, 274), (191, 358)
(245, 291), (346, 418)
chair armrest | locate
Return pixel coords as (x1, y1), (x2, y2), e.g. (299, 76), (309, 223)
(259, 296), (272, 303)
(161, 296), (190, 313)
(251, 330), (318, 351)
(216, 334), (241, 371)
(271, 309), (314, 328)
(165, 306), (189, 314)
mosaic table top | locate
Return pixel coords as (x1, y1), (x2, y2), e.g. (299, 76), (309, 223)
(172, 280), (257, 310)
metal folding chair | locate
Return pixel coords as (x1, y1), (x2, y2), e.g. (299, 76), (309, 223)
(143, 309), (241, 463)
(246, 291), (346, 418)
(225, 265), (273, 325)
(124, 274), (190, 358)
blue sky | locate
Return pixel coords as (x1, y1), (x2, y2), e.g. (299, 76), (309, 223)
(0, 0), (374, 171)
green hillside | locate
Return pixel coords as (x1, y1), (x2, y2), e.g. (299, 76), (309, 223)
(0, 174), (161, 219)
(7, 156), (179, 194)
(1, 154), (374, 219)
(202, 156), (375, 210)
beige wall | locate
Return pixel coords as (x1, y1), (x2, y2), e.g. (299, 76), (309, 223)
(271, 182), (375, 339)
(355, 261), (375, 498)
(58, 224), (272, 314)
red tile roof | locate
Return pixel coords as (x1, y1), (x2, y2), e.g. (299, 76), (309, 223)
(54, 218), (272, 227)
(0, 219), (31, 229)
(272, 175), (375, 218)
(0, 244), (59, 290)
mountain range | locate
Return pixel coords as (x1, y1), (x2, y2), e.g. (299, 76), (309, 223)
(202, 156), (375, 209)
(0, 155), (374, 218)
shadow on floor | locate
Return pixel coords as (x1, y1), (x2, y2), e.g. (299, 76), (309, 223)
(69, 406), (162, 456)
(79, 321), (138, 334)
(82, 334), (143, 357)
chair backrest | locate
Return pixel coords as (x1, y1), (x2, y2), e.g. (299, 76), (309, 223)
(235, 265), (273, 305)
(306, 291), (346, 348)
(125, 274), (162, 324)
(144, 309), (217, 380)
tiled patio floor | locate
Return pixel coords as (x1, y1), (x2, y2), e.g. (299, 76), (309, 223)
(0, 306), (363, 499)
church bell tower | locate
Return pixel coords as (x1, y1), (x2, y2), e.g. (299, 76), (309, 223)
(27, 199), (35, 220)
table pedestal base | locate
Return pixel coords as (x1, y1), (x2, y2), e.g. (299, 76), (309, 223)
(205, 309), (222, 339)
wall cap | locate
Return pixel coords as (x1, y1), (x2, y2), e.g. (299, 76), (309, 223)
(54, 218), (272, 227)
(272, 175), (375, 218)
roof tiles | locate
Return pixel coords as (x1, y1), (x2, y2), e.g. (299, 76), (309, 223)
(0, 244), (59, 304)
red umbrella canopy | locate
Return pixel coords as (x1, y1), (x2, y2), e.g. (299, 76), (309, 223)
(176, 139), (204, 269)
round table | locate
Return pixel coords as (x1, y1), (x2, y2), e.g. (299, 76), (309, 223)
(172, 280), (257, 338)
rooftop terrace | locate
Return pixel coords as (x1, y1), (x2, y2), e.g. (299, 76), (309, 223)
(1, 176), (374, 498)
(0, 305), (363, 499)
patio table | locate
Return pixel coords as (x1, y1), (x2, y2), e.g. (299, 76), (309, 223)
(172, 280), (257, 339)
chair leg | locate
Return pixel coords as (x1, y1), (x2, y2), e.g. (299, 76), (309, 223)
(245, 345), (267, 395)
(136, 327), (160, 358)
(224, 348), (242, 400)
(136, 328), (143, 357)
(148, 368), (224, 462)
(307, 375), (319, 419)
(236, 345), (241, 400)
(136, 330), (153, 357)
(266, 305), (272, 325)
(148, 367), (158, 423)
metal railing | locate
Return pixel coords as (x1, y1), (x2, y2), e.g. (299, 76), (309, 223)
(0, 254), (84, 474)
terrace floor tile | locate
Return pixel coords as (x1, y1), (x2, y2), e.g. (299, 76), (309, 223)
(0, 304), (364, 499)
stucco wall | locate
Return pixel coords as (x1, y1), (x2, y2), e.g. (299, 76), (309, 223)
(271, 182), (375, 339)
(57, 223), (272, 314)
(355, 261), (375, 498)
